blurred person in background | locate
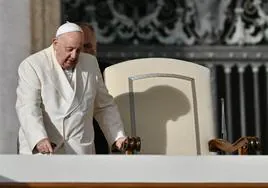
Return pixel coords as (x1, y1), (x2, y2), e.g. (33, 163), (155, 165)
(77, 22), (112, 154)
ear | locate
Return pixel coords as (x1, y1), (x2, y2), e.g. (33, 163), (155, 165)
(52, 38), (58, 48)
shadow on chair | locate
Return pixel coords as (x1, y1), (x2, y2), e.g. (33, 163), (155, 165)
(114, 85), (190, 154)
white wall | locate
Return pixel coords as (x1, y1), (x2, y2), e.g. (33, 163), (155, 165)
(0, 0), (31, 153)
(0, 155), (268, 182)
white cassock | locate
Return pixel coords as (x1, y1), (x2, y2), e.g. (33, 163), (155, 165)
(16, 45), (125, 154)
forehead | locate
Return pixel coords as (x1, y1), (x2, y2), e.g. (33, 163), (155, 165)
(58, 31), (83, 46)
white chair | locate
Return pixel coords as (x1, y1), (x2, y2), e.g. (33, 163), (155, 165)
(104, 58), (260, 155)
(104, 58), (215, 155)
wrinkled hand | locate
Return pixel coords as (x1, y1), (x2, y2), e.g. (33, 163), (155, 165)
(114, 137), (127, 151)
(36, 138), (53, 154)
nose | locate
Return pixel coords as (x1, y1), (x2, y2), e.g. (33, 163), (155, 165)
(71, 49), (79, 59)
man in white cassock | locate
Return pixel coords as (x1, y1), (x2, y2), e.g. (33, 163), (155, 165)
(16, 22), (126, 154)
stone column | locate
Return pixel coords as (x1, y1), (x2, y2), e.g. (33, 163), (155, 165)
(0, 0), (61, 154)
(31, 0), (61, 53)
(0, 0), (31, 153)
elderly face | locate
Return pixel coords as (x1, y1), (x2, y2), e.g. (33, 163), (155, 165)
(80, 25), (97, 56)
(53, 31), (83, 69)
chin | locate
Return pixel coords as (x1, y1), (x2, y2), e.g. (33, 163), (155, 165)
(65, 62), (77, 68)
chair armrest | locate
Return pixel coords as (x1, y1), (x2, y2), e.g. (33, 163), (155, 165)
(208, 136), (261, 155)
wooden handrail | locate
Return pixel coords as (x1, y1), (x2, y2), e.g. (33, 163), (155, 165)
(208, 136), (261, 155)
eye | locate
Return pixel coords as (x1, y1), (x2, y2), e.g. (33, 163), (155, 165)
(65, 47), (73, 52)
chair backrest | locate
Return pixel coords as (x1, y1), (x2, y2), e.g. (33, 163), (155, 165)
(104, 58), (216, 155)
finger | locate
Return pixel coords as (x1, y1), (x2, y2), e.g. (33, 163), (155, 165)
(37, 144), (45, 153)
(116, 140), (123, 150)
(40, 144), (48, 153)
(51, 142), (57, 149)
(46, 142), (53, 153)
(40, 141), (50, 153)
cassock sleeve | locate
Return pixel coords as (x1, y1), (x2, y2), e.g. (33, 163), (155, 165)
(93, 58), (125, 147)
(16, 61), (48, 152)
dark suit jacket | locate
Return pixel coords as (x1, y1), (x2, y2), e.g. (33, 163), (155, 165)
(94, 60), (112, 154)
